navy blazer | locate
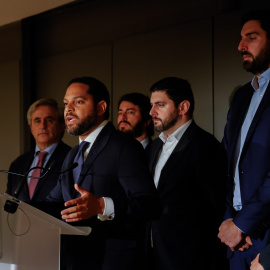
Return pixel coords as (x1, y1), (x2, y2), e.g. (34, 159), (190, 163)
(46, 122), (161, 270)
(6, 140), (71, 202)
(147, 121), (227, 270)
(222, 82), (270, 239)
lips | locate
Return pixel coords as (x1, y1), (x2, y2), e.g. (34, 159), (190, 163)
(38, 132), (49, 136)
(65, 114), (78, 123)
(119, 121), (130, 126)
(241, 51), (253, 60)
(152, 118), (161, 123)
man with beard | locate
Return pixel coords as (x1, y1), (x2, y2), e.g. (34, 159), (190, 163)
(147, 77), (227, 270)
(217, 10), (270, 270)
(117, 93), (154, 149)
(45, 76), (160, 270)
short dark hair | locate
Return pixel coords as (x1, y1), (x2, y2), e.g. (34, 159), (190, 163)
(242, 10), (270, 38)
(150, 77), (194, 118)
(68, 77), (110, 119)
(118, 92), (154, 137)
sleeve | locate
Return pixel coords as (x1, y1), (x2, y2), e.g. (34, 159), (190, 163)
(112, 139), (161, 222)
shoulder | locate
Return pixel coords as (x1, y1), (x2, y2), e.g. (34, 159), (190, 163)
(188, 123), (220, 150)
(146, 137), (163, 155)
(231, 82), (253, 103)
(10, 150), (33, 165)
(101, 122), (142, 148)
(56, 140), (72, 153)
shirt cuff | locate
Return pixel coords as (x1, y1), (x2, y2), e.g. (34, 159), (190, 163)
(97, 197), (115, 221)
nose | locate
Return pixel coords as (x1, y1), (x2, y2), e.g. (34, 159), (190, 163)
(119, 112), (127, 122)
(238, 39), (246, 52)
(40, 119), (47, 129)
(65, 102), (73, 113)
(149, 106), (155, 117)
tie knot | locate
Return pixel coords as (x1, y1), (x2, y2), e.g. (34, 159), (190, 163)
(37, 151), (48, 161)
(79, 141), (89, 153)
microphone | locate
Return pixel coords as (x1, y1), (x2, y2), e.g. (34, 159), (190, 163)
(4, 162), (78, 214)
(0, 160), (57, 180)
(13, 160), (57, 198)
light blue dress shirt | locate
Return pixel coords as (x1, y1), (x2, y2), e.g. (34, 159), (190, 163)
(233, 68), (270, 210)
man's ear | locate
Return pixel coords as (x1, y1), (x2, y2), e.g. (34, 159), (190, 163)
(178, 100), (190, 116)
(97, 100), (107, 116)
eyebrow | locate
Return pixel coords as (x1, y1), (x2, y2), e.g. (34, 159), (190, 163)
(33, 116), (55, 120)
(118, 108), (136, 111)
(244, 31), (259, 37)
(63, 96), (85, 101)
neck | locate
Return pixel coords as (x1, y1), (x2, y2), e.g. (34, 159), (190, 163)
(79, 119), (105, 141)
(163, 117), (191, 140)
(135, 132), (148, 142)
(36, 142), (54, 151)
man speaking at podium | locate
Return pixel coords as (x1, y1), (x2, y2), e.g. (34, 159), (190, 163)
(6, 98), (71, 202)
(45, 77), (160, 270)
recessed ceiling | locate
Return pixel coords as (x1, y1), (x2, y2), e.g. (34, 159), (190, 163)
(0, 0), (75, 27)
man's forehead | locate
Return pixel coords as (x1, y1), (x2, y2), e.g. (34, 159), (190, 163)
(241, 20), (264, 35)
(151, 90), (168, 100)
(119, 101), (139, 109)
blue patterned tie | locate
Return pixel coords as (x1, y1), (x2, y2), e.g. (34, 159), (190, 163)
(73, 141), (89, 183)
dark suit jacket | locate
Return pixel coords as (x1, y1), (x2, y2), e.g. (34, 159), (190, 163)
(6, 140), (71, 202)
(45, 122), (161, 270)
(222, 82), (270, 245)
(260, 243), (270, 270)
(147, 121), (227, 270)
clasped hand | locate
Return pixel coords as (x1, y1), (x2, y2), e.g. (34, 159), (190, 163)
(61, 184), (105, 222)
(218, 219), (252, 251)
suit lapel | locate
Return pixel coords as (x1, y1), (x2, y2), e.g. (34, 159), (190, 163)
(242, 83), (270, 155)
(33, 142), (63, 197)
(227, 84), (254, 164)
(149, 139), (163, 175)
(157, 122), (194, 191)
(76, 122), (114, 187)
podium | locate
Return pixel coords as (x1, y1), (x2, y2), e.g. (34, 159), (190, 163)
(0, 193), (91, 270)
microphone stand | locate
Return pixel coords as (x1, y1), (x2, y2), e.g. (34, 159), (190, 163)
(3, 162), (77, 214)
(4, 161), (55, 214)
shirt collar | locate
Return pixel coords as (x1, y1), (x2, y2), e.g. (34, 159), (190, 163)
(79, 120), (108, 145)
(140, 137), (150, 149)
(252, 67), (270, 88)
(35, 142), (59, 156)
(159, 119), (192, 143)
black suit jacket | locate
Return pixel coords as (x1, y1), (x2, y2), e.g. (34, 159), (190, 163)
(45, 122), (161, 270)
(6, 140), (71, 202)
(259, 242), (270, 270)
(147, 121), (227, 270)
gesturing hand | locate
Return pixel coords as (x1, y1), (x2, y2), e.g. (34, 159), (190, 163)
(61, 184), (105, 222)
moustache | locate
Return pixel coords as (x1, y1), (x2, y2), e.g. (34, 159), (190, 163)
(65, 112), (78, 119)
(241, 51), (253, 57)
(119, 120), (131, 126)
